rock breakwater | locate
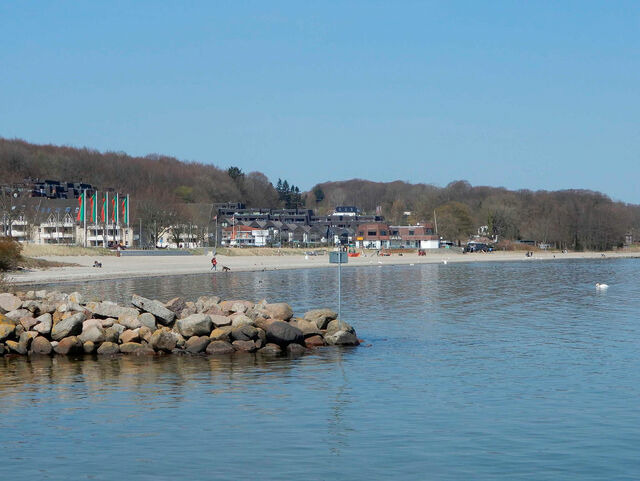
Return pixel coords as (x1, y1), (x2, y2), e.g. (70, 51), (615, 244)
(0, 291), (360, 357)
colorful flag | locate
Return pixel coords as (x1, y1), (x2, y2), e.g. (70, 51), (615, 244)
(121, 196), (128, 224)
(111, 194), (118, 224)
(90, 191), (98, 223)
(101, 194), (106, 222)
(76, 192), (85, 222)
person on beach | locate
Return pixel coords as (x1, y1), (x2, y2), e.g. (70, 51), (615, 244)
(211, 256), (217, 271)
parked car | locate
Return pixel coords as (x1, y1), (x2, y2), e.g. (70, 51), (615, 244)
(464, 242), (492, 253)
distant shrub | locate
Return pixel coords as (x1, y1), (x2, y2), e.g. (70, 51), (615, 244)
(0, 237), (22, 271)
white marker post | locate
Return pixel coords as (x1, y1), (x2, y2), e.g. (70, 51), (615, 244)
(329, 250), (348, 319)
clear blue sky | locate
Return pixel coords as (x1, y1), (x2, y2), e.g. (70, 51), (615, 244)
(1, 1), (638, 202)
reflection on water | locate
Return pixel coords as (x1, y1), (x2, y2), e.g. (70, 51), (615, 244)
(6, 258), (640, 480)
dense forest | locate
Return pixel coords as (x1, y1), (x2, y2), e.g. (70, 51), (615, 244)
(308, 179), (640, 250)
(2, 137), (639, 250)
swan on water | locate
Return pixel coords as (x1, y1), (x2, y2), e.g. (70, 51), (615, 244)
(596, 283), (609, 289)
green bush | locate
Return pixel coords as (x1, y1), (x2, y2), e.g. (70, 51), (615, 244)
(0, 237), (22, 271)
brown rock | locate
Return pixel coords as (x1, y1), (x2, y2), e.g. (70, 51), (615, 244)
(205, 340), (235, 355)
(258, 343), (282, 355)
(31, 336), (52, 355)
(138, 326), (152, 342)
(97, 342), (120, 355)
(54, 336), (83, 355)
(209, 314), (232, 328)
(0, 323), (16, 341)
(6, 340), (26, 354)
(265, 303), (293, 321)
(19, 317), (38, 331)
(83, 341), (96, 354)
(185, 336), (210, 353)
(255, 318), (276, 331)
(119, 329), (140, 344)
(209, 326), (233, 341)
(165, 297), (186, 313)
(232, 340), (258, 352)
(287, 343), (306, 356)
(305, 335), (326, 348)
(149, 328), (177, 352)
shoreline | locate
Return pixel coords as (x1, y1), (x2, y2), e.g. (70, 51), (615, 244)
(7, 249), (640, 286)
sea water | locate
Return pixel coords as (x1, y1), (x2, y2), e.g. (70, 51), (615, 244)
(2, 259), (640, 480)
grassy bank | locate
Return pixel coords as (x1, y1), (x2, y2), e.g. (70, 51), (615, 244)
(21, 244), (114, 257)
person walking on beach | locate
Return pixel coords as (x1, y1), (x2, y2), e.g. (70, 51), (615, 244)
(211, 256), (217, 271)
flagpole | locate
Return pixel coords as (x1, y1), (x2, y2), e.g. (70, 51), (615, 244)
(83, 190), (87, 247)
(127, 194), (130, 246)
(105, 191), (109, 248)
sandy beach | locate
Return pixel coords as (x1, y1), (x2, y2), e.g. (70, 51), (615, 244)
(8, 249), (639, 285)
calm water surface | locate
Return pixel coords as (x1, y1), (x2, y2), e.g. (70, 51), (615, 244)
(2, 259), (640, 480)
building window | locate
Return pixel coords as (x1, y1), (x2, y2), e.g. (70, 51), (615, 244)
(368, 231), (376, 236)
(409, 230), (415, 236)
(380, 230), (387, 236)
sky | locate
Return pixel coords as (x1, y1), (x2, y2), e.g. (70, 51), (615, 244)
(1, 1), (639, 203)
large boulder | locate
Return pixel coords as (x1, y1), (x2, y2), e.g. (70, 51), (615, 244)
(118, 316), (141, 330)
(266, 321), (304, 347)
(326, 319), (356, 336)
(165, 297), (187, 314)
(231, 314), (254, 328)
(6, 340), (26, 355)
(232, 340), (258, 352)
(138, 313), (157, 330)
(86, 301), (139, 319)
(289, 319), (322, 337)
(287, 343), (306, 356)
(131, 295), (175, 325)
(83, 341), (96, 354)
(185, 336), (210, 353)
(97, 342), (120, 355)
(205, 340), (235, 355)
(265, 303), (293, 321)
(68, 292), (84, 304)
(195, 296), (220, 313)
(31, 336), (52, 355)
(54, 336), (83, 355)
(5, 309), (32, 322)
(231, 325), (259, 342)
(51, 312), (86, 341)
(79, 325), (106, 344)
(303, 309), (337, 329)
(209, 315), (232, 328)
(209, 326), (233, 342)
(119, 329), (140, 344)
(305, 335), (326, 348)
(0, 323), (16, 341)
(176, 314), (212, 337)
(33, 313), (53, 335)
(258, 343), (282, 356)
(0, 293), (22, 313)
(324, 330), (360, 346)
(149, 328), (177, 352)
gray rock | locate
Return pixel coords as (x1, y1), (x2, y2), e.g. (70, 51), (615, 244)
(185, 336), (210, 353)
(118, 316), (142, 330)
(79, 325), (106, 344)
(138, 313), (157, 330)
(104, 325), (124, 343)
(206, 340), (235, 355)
(326, 319), (356, 335)
(231, 314), (254, 328)
(31, 336), (52, 355)
(131, 295), (175, 325)
(35, 289), (47, 299)
(33, 313), (53, 335)
(82, 318), (102, 331)
(324, 330), (360, 346)
(165, 297), (187, 313)
(149, 328), (177, 352)
(289, 319), (322, 337)
(266, 321), (304, 347)
(86, 301), (139, 319)
(304, 308), (337, 329)
(231, 325), (259, 342)
(97, 342), (120, 355)
(175, 314), (212, 337)
(265, 303), (293, 321)
(0, 293), (22, 313)
(100, 318), (116, 328)
(195, 296), (220, 313)
(68, 292), (84, 304)
(5, 309), (32, 322)
(19, 317), (38, 331)
(6, 340), (26, 354)
(51, 312), (86, 341)
(209, 314), (232, 328)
